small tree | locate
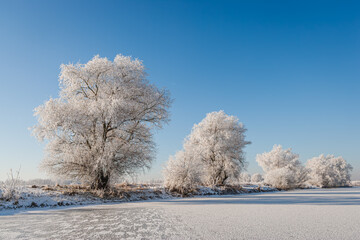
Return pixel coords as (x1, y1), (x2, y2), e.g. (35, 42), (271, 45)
(184, 110), (250, 186)
(256, 145), (308, 189)
(163, 150), (202, 194)
(251, 173), (263, 183)
(306, 154), (352, 188)
(32, 55), (171, 189)
(163, 111), (250, 190)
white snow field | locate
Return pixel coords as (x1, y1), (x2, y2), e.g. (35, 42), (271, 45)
(1, 187), (359, 240)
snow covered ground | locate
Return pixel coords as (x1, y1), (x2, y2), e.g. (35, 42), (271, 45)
(0, 184), (171, 210)
(0, 187), (359, 239)
(0, 184), (274, 211)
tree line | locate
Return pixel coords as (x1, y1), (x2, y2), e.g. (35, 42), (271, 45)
(163, 111), (352, 194)
(32, 54), (352, 191)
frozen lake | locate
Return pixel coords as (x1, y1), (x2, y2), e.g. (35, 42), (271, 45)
(1, 187), (360, 239)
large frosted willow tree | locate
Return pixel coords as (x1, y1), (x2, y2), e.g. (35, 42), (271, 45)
(32, 55), (171, 189)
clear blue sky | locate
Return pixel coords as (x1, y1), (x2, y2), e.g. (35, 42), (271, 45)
(0, 0), (359, 181)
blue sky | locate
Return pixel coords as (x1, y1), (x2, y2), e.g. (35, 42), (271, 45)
(0, 0), (359, 181)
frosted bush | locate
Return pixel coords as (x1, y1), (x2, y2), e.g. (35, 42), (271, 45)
(256, 145), (308, 189)
(251, 173), (263, 183)
(264, 168), (296, 190)
(1, 169), (22, 201)
(306, 154), (352, 188)
(239, 173), (251, 183)
(163, 150), (202, 194)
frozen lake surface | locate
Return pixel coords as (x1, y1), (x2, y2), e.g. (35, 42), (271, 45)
(1, 187), (360, 239)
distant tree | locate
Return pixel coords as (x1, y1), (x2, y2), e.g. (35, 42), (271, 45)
(183, 111), (250, 186)
(239, 172), (251, 183)
(306, 154), (352, 188)
(251, 173), (263, 183)
(256, 145), (308, 189)
(32, 55), (171, 189)
(163, 150), (202, 194)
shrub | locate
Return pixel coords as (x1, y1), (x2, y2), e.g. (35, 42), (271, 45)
(251, 173), (263, 183)
(256, 145), (308, 189)
(1, 168), (22, 201)
(306, 154), (352, 188)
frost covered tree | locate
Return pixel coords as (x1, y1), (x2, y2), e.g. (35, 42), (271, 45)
(256, 145), (308, 189)
(251, 173), (263, 183)
(183, 111), (250, 186)
(32, 55), (171, 189)
(163, 111), (250, 190)
(163, 150), (202, 194)
(306, 154), (352, 188)
(239, 172), (251, 183)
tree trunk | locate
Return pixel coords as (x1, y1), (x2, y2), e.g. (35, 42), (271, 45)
(91, 171), (110, 190)
(212, 166), (227, 186)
